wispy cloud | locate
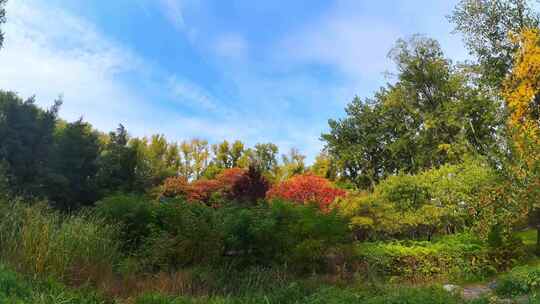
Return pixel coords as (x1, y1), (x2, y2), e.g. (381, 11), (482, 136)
(167, 76), (218, 111)
(159, 0), (185, 30)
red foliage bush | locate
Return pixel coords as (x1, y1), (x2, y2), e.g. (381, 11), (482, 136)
(188, 179), (223, 203)
(266, 174), (346, 211)
(160, 176), (189, 198)
(160, 167), (269, 205)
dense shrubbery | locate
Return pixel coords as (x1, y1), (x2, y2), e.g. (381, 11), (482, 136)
(335, 158), (498, 240)
(94, 194), (351, 273)
(354, 233), (525, 282)
(495, 264), (540, 298)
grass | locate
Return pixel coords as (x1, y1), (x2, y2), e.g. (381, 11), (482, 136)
(0, 263), (110, 304)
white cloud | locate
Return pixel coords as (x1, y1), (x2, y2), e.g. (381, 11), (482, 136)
(280, 6), (400, 83)
(0, 0), (148, 131)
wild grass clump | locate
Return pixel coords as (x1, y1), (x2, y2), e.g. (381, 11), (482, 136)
(0, 201), (120, 285)
(0, 263), (109, 304)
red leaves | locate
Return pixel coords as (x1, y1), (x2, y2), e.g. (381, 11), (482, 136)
(161, 176), (189, 198)
(160, 167), (269, 205)
(266, 174), (346, 211)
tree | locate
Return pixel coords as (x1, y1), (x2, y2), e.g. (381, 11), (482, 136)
(46, 119), (101, 210)
(279, 148), (306, 181)
(309, 151), (338, 181)
(0, 91), (59, 197)
(178, 138), (210, 180)
(0, 0), (6, 49)
(96, 124), (139, 193)
(501, 28), (540, 253)
(130, 135), (180, 187)
(323, 36), (500, 188)
(449, 0), (540, 88)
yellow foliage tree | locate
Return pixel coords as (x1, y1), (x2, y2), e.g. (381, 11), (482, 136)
(503, 28), (540, 253)
(504, 28), (540, 159)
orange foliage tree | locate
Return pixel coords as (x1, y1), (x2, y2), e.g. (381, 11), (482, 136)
(266, 174), (346, 211)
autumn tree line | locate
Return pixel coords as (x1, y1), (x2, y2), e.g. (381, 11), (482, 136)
(5, 0), (540, 296)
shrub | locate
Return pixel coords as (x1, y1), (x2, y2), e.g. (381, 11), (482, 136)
(496, 264), (540, 297)
(160, 167), (269, 206)
(141, 199), (225, 269)
(160, 176), (189, 199)
(186, 179), (223, 205)
(267, 174), (346, 211)
(221, 200), (351, 272)
(336, 158), (497, 240)
(96, 193), (155, 252)
(353, 233), (518, 282)
(225, 166), (269, 204)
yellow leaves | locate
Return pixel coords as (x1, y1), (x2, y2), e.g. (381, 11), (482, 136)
(503, 28), (540, 159)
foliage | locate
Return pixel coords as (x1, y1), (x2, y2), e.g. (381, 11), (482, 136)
(501, 28), (540, 253)
(96, 193), (155, 251)
(267, 174), (346, 211)
(141, 199), (225, 269)
(354, 233), (522, 282)
(323, 36), (501, 188)
(0, 264), (108, 304)
(336, 158), (497, 240)
(0, 0), (5, 49)
(449, 0), (540, 88)
(0, 91), (59, 198)
(496, 264), (540, 297)
(96, 124), (140, 194)
(160, 176), (189, 199)
(46, 119), (101, 210)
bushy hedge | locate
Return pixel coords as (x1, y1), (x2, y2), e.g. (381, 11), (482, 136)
(354, 233), (522, 282)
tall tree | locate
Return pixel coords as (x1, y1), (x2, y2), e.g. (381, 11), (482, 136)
(46, 119), (101, 210)
(449, 0), (540, 88)
(0, 91), (59, 197)
(250, 143), (279, 179)
(501, 28), (540, 253)
(323, 36), (500, 188)
(96, 124), (139, 193)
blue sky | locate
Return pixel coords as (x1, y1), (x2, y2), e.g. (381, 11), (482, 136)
(0, 0), (468, 162)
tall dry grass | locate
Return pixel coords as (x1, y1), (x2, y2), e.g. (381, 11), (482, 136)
(0, 201), (120, 285)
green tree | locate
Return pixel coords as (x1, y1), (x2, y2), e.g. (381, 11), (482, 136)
(130, 135), (180, 187)
(46, 119), (101, 210)
(96, 124), (139, 193)
(250, 143), (279, 180)
(449, 0), (540, 88)
(0, 91), (59, 197)
(278, 148), (306, 181)
(323, 36), (500, 188)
